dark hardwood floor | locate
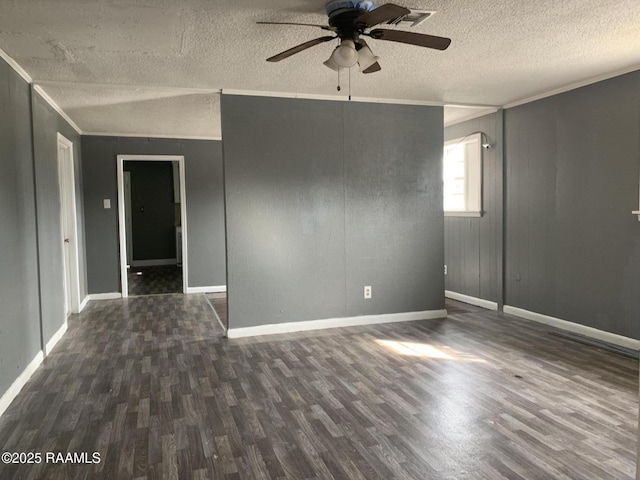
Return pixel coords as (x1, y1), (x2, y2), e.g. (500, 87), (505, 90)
(0, 296), (636, 479)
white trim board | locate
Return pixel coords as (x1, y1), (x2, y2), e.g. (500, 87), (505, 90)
(186, 286), (227, 294)
(445, 291), (498, 311)
(82, 132), (222, 141)
(227, 309), (447, 339)
(88, 293), (123, 300)
(33, 86), (82, 134)
(79, 296), (89, 312)
(444, 108), (499, 127)
(222, 89), (445, 107)
(45, 321), (68, 355)
(0, 47), (32, 83)
(503, 64), (640, 110)
(0, 351), (44, 419)
(503, 306), (640, 351)
(130, 258), (177, 267)
(36, 80), (221, 95)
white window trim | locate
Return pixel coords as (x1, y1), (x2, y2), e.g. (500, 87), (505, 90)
(443, 132), (483, 217)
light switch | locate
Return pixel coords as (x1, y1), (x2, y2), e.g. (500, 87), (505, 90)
(103, 199), (111, 209)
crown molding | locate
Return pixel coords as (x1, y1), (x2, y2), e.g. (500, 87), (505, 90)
(0, 47), (32, 83)
(32, 85), (82, 134)
(82, 132), (221, 141)
(444, 107), (499, 127)
(503, 64), (640, 109)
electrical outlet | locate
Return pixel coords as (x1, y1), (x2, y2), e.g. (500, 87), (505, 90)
(364, 286), (372, 299)
(444, 265), (447, 275)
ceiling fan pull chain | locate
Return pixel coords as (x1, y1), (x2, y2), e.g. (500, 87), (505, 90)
(337, 68), (341, 91)
(348, 67), (352, 101)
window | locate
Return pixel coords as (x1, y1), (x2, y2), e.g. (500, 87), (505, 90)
(443, 133), (482, 217)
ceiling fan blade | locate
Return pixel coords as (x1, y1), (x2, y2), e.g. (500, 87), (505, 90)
(257, 21), (335, 32)
(362, 62), (382, 74)
(353, 3), (410, 28)
(266, 36), (336, 62)
(368, 29), (451, 50)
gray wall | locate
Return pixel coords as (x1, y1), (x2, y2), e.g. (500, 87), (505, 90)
(81, 137), (226, 293)
(0, 60), (41, 397)
(0, 58), (87, 399)
(125, 161), (176, 261)
(31, 89), (86, 346)
(505, 70), (640, 338)
(444, 111), (504, 304)
(222, 95), (445, 329)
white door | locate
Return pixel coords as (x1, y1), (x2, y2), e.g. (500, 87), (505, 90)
(57, 134), (80, 316)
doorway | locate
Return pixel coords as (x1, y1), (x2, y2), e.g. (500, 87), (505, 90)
(57, 133), (81, 317)
(117, 155), (188, 297)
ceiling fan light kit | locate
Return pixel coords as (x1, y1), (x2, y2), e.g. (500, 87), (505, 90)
(258, 1), (451, 75)
(332, 39), (359, 68)
(357, 43), (379, 71)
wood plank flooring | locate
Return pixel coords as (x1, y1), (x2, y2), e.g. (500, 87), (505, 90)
(205, 293), (228, 330)
(0, 295), (637, 479)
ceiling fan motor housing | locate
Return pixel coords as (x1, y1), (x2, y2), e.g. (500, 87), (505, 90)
(325, 1), (375, 17)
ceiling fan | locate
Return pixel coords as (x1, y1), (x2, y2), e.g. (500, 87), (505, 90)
(257, 1), (451, 74)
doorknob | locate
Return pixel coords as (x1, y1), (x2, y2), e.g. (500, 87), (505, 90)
(64, 238), (70, 243)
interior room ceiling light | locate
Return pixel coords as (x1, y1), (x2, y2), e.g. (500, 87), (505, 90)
(332, 39), (359, 68)
(258, 2), (451, 75)
(323, 49), (341, 71)
(357, 43), (379, 71)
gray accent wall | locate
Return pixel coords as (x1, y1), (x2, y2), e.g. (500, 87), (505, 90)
(0, 58), (87, 400)
(444, 111), (504, 305)
(0, 59), (40, 396)
(221, 95), (445, 330)
(505, 70), (640, 338)
(31, 88), (86, 346)
(81, 137), (226, 293)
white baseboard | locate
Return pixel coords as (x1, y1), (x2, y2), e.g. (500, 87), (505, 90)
(88, 293), (122, 300)
(186, 285), (227, 294)
(227, 309), (448, 339)
(0, 350), (44, 419)
(45, 321), (68, 355)
(130, 258), (177, 267)
(503, 306), (640, 350)
(79, 296), (89, 312)
(445, 291), (498, 311)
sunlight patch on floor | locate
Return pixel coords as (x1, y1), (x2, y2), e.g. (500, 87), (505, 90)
(376, 339), (485, 362)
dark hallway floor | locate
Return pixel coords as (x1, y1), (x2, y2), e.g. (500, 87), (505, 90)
(127, 265), (183, 296)
(0, 296), (636, 479)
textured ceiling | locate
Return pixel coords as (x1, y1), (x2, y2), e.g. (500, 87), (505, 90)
(1, 0), (639, 138)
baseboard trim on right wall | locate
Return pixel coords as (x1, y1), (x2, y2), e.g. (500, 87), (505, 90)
(503, 306), (640, 350)
(445, 291), (498, 311)
(228, 309), (448, 339)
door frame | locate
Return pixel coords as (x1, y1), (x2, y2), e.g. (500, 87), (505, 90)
(116, 155), (188, 298)
(57, 132), (81, 315)
(123, 171), (133, 265)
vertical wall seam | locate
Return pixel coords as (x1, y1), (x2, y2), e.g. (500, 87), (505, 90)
(28, 85), (45, 354)
(220, 93), (230, 335)
(342, 102), (348, 316)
